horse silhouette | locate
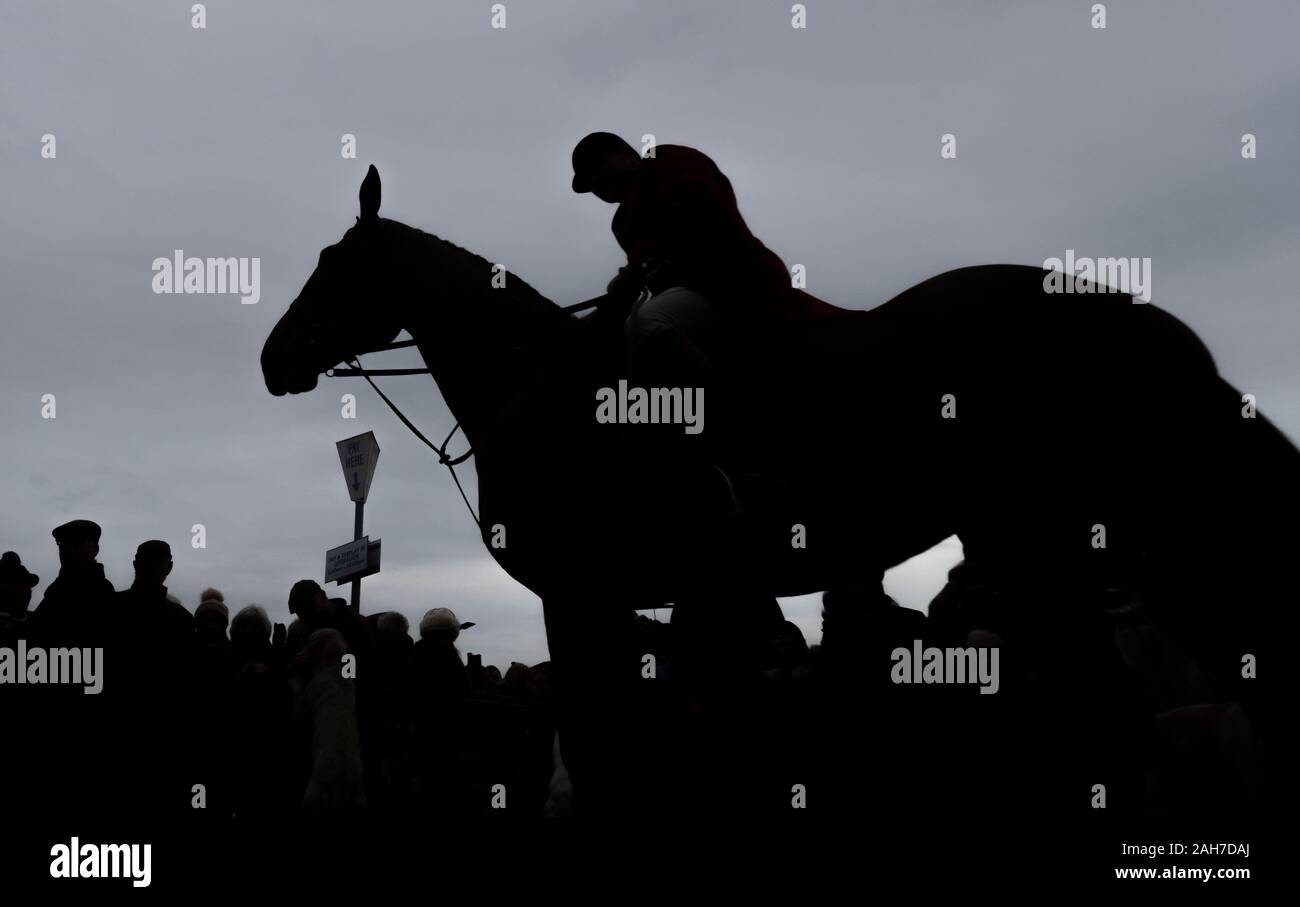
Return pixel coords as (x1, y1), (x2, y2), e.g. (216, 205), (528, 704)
(262, 166), (1299, 797)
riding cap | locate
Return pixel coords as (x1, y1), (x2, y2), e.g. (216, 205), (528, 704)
(571, 132), (636, 193)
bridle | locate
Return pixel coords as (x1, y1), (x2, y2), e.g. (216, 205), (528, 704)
(322, 293), (616, 531)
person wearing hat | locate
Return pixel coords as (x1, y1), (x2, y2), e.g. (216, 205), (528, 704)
(571, 132), (846, 513)
(571, 131), (843, 343)
(413, 607), (474, 696)
(113, 543), (198, 813)
(29, 519), (118, 648)
(418, 606), (475, 641)
(0, 551), (40, 647)
(194, 588), (230, 639)
(0, 551), (39, 618)
(117, 540), (194, 657)
(23, 520), (126, 817)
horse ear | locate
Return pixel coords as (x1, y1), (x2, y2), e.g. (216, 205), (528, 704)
(359, 164), (381, 221)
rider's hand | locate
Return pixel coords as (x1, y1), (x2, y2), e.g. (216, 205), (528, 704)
(606, 266), (641, 299)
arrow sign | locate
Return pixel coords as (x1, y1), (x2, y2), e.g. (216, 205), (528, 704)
(336, 431), (380, 502)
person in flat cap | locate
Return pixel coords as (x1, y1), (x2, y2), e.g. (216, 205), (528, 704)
(52, 517), (102, 548)
(30, 519), (118, 648)
(27, 523), (129, 817)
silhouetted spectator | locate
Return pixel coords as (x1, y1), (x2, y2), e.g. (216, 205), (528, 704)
(195, 590), (230, 644)
(364, 611), (417, 809)
(227, 604), (291, 819)
(670, 594), (783, 700)
(527, 661), (555, 704)
(376, 610), (412, 647)
(0, 552), (40, 814)
(413, 607), (472, 696)
(287, 580), (371, 669)
(30, 519), (116, 648)
(192, 591), (235, 720)
(230, 604), (285, 698)
(117, 540), (194, 668)
(231, 604), (272, 665)
(285, 617), (310, 663)
(501, 661), (532, 700)
(820, 582), (926, 687)
(0, 551), (38, 618)
(295, 628), (366, 815)
(0, 551), (38, 646)
(187, 589), (235, 813)
(480, 664), (503, 692)
(111, 541), (196, 812)
(761, 620), (810, 679)
(25, 521), (120, 814)
(372, 611), (415, 692)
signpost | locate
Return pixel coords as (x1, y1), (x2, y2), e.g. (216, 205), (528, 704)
(331, 431), (381, 610)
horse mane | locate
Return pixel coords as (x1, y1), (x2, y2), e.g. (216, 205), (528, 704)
(383, 219), (559, 315)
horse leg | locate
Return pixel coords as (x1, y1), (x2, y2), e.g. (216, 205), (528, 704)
(541, 590), (644, 815)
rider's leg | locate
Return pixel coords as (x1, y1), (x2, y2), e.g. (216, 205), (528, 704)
(622, 287), (736, 517)
(624, 285), (716, 387)
(624, 286), (716, 453)
(626, 285), (715, 343)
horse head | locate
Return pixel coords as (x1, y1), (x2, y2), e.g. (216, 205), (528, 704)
(262, 165), (407, 396)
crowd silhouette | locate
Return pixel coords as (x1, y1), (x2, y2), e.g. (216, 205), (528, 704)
(0, 517), (1275, 826)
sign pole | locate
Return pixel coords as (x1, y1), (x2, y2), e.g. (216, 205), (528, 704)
(330, 431), (381, 613)
(351, 499), (364, 611)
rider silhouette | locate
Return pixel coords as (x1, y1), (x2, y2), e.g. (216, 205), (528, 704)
(572, 132), (842, 512)
(572, 132), (837, 360)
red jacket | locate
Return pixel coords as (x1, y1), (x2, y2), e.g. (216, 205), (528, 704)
(611, 145), (846, 326)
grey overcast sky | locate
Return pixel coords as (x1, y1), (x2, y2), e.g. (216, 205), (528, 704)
(3, 1), (1297, 667)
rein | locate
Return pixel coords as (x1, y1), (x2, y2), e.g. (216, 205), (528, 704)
(323, 293), (613, 532)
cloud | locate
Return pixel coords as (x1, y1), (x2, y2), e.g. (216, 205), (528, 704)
(3, 0), (1297, 667)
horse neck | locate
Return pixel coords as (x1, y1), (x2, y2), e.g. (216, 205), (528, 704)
(394, 227), (563, 449)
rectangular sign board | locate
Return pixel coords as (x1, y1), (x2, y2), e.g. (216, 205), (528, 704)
(326, 537), (368, 584)
(337, 431), (380, 502)
(325, 537), (382, 585)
